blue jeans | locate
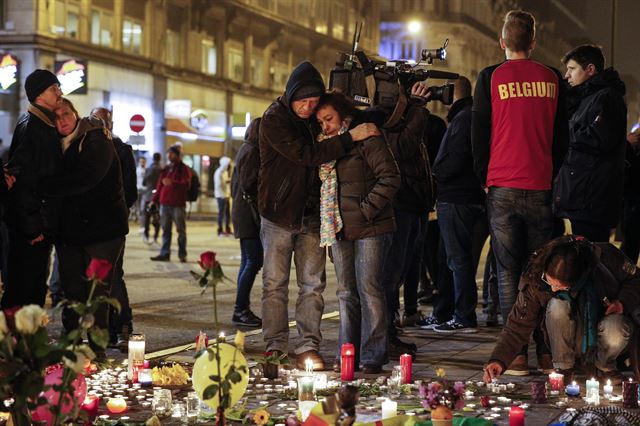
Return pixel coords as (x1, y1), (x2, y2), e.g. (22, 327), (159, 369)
(217, 198), (230, 230)
(160, 205), (187, 259)
(381, 208), (426, 334)
(437, 201), (484, 326)
(235, 238), (263, 312)
(332, 234), (391, 366)
(546, 299), (634, 371)
(487, 187), (553, 323)
(260, 217), (326, 354)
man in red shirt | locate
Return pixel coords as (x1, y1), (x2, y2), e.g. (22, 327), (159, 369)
(150, 145), (192, 262)
(472, 10), (568, 375)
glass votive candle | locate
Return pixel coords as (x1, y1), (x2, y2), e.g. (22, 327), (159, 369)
(171, 401), (186, 419)
(531, 380), (547, 403)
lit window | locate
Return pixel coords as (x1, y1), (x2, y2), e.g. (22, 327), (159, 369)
(228, 48), (243, 82)
(52, 0), (79, 38)
(201, 39), (217, 75)
(166, 30), (181, 67)
(123, 19), (143, 54)
(91, 9), (113, 47)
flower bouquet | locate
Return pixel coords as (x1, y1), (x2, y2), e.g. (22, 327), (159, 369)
(419, 368), (466, 426)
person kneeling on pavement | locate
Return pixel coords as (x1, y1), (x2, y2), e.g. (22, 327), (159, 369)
(483, 235), (639, 384)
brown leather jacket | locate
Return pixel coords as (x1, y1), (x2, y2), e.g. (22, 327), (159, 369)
(336, 134), (400, 240)
(490, 238), (640, 377)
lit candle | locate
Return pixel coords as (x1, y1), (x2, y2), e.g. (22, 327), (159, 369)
(297, 376), (315, 401)
(127, 334), (145, 382)
(314, 373), (328, 390)
(531, 380), (547, 403)
(340, 343), (355, 381)
(585, 378), (600, 405)
(548, 372), (564, 392)
(508, 406), (524, 426)
(622, 378), (639, 409)
(80, 395), (100, 419)
(218, 331), (225, 342)
(399, 354), (412, 384)
(381, 399), (397, 419)
(305, 358), (314, 374)
(565, 381), (580, 396)
(106, 397), (128, 414)
(603, 379), (613, 398)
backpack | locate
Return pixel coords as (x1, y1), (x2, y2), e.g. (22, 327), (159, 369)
(187, 167), (200, 202)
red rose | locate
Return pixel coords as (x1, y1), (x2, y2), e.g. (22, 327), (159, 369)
(198, 251), (217, 270)
(86, 258), (112, 281)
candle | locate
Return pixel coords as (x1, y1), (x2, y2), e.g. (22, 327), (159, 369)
(106, 397), (128, 414)
(565, 381), (580, 396)
(297, 376), (315, 401)
(305, 358), (314, 374)
(585, 378), (600, 405)
(603, 379), (613, 398)
(340, 343), (355, 381)
(81, 395), (100, 419)
(623, 378), (639, 409)
(381, 399), (397, 419)
(531, 380), (547, 403)
(548, 372), (564, 392)
(399, 354), (412, 384)
(127, 334), (145, 382)
(218, 331), (225, 342)
(314, 373), (328, 390)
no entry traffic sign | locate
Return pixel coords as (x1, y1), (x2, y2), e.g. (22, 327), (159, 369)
(129, 114), (146, 133)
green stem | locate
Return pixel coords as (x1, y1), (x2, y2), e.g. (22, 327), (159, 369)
(212, 275), (225, 416)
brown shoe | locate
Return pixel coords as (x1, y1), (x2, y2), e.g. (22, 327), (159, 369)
(504, 354), (529, 376)
(296, 350), (325, 371)
(537, 354), (554, 374)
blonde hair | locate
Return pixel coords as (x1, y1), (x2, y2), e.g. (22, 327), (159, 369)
(502, 10), (536, 52)
(59, 97), (80, 118)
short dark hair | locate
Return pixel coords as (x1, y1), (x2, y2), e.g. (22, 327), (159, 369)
(316, 91), (358, 121)
(455, 76), (472, 99)
(544, 241), (593, 286)
(502, 10), (536, 52)
(562, 44), (605, 72)
(152, 152), (162, 162)
(245, 117), (261, 144)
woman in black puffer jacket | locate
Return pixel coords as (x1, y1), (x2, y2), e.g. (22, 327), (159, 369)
(316, 92), (400, 373)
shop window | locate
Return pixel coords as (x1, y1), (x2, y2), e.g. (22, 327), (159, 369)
(122, 18), (143, 54)
(228, 48), (243, 82)
(166, 30), (181, 67)
(201, 39), (217, 75)
(91, 8), (113, 47)
(53, 0), (80, 38)
(401, 38), (414, 59)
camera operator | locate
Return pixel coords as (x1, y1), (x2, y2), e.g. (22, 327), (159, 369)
(380, 82), (435, 357)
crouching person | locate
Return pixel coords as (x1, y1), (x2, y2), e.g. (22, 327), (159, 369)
(483, 235), (639, 384)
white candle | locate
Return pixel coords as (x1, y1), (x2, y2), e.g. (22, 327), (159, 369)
(585, 378), (600, 405)
(314, 373), (328, 390)
(305, 358), (314, 373)
(381, 399), (397, 419)
(127, 334), (145, 381)
(603, 379), (613, 398)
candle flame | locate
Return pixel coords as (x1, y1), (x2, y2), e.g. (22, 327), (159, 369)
(572, 381), (577, 386)
(607, 379), (611, 386)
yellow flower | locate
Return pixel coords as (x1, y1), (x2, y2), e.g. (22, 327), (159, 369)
(253, 409), (270, 426)
(435, 367), (446, 378)
(234, 330), (246, 351)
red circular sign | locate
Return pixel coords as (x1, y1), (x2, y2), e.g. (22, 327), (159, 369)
(129, 114), (145, 133)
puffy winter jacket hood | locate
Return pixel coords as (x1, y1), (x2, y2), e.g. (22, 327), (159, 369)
(567, 67), (626, 109)
(281, 61), (325, 110)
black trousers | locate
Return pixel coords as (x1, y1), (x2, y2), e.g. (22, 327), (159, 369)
(571, 219), (611, 243)
(1, 227), (51, 308)
(57, 237), (125, 333)
(622, 202), (640, 264)
(109, 240), (133, 338)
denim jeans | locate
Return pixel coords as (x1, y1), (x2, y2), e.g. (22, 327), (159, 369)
(235, 238), (263, 312)
(437, 201), (484, 326)
(260, 217), (326, 354)
(217, 198), (231, 230)
(159, 205), (187, 259)
(381, 208), (426, 334)
(332, 233), (392, 366)
(487, 187), (553, 323)
(546, 298), (634, 371)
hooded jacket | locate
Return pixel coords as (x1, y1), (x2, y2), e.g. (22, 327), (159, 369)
(553, 68), (627, 227)
(40, 117), (129, 246)
(214, 156), (232, 198)
(258, 61), (354, 230)
(232, 122), (261, 240)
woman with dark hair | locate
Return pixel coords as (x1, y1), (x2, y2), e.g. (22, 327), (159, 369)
(483, 235), (639, 384)
(316, 92), (400, 373)
(230, 117), (263, 327)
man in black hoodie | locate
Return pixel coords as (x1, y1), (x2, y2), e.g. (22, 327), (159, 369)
(258, 61), (379, 370)
(553, 45), (627, 242)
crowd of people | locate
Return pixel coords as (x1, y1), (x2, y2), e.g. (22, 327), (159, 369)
(0, 9), (638, 383)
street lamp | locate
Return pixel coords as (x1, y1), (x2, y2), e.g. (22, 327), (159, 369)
(407, 20), (422, 34)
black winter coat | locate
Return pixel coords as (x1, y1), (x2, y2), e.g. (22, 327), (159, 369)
(113, 136), (137, 209)
(553, 68), (627, 227)
(41, 118), (129, 246)
(5, 104), (63, 240)
(232, 137), (261, 239)
(433, 97), (485, 205)
(383, 105), (434, 214)
(258, 61), (354, 230)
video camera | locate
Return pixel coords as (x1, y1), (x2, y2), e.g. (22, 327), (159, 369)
(329, 22), (459, 110)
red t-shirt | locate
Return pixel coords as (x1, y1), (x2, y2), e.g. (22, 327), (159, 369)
(473, 59), (562, 190)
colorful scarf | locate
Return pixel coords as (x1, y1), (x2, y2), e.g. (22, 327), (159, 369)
(318, 119), (350, 247)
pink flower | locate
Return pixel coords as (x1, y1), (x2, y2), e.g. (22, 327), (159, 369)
(86, 258), (112, 281)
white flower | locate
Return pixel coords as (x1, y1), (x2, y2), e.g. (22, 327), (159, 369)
(0, 312), (8, 340)
(14, 305), (47, 335)
(63, 344), (96, 373)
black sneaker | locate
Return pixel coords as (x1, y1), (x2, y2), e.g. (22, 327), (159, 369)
(417, 315), (443, 330)
(388, 336), (417, 358)
(433, 319), (478, 334)
(232, 309), (262, 327)
(150, 254), (170, 261)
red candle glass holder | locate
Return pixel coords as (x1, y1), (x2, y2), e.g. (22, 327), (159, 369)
(623, 379), (639, 409)
(340, 343), (355, 381)
(399, 354), (412, 384)
(508, 406), (525, 426)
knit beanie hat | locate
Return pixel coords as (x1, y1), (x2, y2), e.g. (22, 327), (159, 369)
(25, 69), (60, 103)
(290, 84), (324, 102)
